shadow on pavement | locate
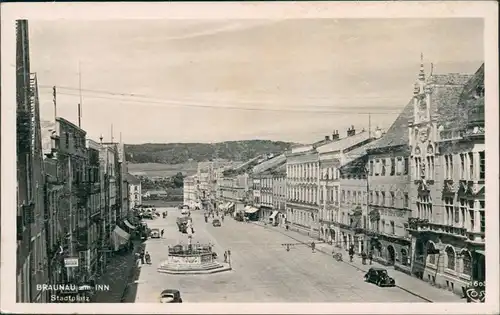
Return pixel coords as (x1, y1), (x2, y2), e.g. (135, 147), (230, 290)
(120, 242), (146, 303)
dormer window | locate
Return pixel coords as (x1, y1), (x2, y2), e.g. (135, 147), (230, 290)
(474, 85), (485, 99)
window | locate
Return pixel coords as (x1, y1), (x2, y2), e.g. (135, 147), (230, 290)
(444, 197), (454, 226)
(341, 190), (345, 203)
(404, 157), (409, 175)
(380, 220), (385, 233)
(375, 192), (379, 205)
(446, 247), (456, 270)
(479, 151), (485, 180)
(390, 221), (395, 234)
(375, 159), (380, 176)
(444, 155), (453, 180)
(65, 132), (69, 148)
(390, 158), (396, 175)
(380, 192), (385, 206)
(369, 191), (373, 203)
(460, 154), (466, 179)
(469, 152), (474, 179)
(468, 200), (475, 231)
(462, 251), (472, 276)
(459, 199), (467, 227)
(381, 159), (386, 176)
(347, 191), (351, 204)
(403, 193), (409, 208)
(369, 161), (374, 176)
(428, 243), (436, 264)
(390, 192), (395, 207)
(479, 201), (485, 233)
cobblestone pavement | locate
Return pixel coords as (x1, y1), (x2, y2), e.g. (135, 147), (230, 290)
(253, 221), (465, 303)
(91, 240), (143, 303)
(134, 209), (451, 303)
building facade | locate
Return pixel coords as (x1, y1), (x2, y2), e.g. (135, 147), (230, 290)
(85, 139), (103, 281)
(272, 163), (287, 227)
(127, 173), (142, 209)
(317, 128), (372, 246)
(365, 103), (413, 271)
(16, 20), (49, 302)
(252, 154), (286, 223)
(408, 62), (485, 296)
(285, 144), (321, 237)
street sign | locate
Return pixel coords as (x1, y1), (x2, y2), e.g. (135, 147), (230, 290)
(64, 258), (79, 267)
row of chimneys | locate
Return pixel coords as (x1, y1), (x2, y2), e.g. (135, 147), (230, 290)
(324, 125), (357, 141)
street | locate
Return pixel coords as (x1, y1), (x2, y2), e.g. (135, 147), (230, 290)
(132, 207), (439, 303)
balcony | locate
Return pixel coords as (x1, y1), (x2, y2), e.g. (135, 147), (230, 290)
(408, 218), (468, 238)
(466, 231), (485, 244)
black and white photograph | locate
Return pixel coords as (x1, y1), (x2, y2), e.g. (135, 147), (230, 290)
(1, 2), (498, 314)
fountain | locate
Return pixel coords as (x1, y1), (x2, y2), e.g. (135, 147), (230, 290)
(157, 221), (231, 274)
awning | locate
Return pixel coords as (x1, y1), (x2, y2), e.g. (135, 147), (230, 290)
(474, 250), (485, 256)
(112, 226), (130, 251)
(269, 211), (279, 219)
(227, 202), (234, 209)
(245, 207), (260, 214)
(124, 220), (136, 230)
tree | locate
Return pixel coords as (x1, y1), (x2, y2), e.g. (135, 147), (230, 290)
(172, 172), (185, 188)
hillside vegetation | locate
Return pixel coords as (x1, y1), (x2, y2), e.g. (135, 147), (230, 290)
(125, 140), (294, 164)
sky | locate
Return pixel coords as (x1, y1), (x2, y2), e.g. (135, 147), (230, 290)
(28, 19), (484, 144)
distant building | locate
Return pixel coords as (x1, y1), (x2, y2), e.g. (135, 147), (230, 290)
(252, 154), (287, 223)
(126, 173), (142, 209)
(272, 163), (287, 226)
(183, 175), (197, 208)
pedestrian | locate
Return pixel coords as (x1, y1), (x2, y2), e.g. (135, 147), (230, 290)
(368, 251), (373, 265)
(224, 251), (228, 263)
(361, 252), (367, 265)
(286, 224), (289, 231)
(311, 241), (316, 253)
(161, 229), (164, 238)
(140, 250), (145, 264)
(349, 246), (354, 262)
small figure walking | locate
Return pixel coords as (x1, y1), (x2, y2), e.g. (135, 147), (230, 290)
(224, 251), (228, 263)
(286, 224), (289, 231)
(349, 245), (354, 262)
(140, 250), (145, 264)
(361, 251), (367, 265)
(311, 241), (316, 253)
(368, 251), (373, 265)
(161, 229), (164, 238)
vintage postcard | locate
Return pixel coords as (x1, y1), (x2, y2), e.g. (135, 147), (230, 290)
(1, 1), (498, 314)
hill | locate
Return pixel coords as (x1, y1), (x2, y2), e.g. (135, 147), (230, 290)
(124, 140), (295, 164)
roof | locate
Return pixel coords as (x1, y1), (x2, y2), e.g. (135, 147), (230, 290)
(252, 154), (286, 174)
(316, 131), (371, 154)
(340, 138), (382, 174)
(370, 99), (413, 150)
(125, 173), (141, 185)
(431, 74), (473, 129)
(452, 64), (485, 129)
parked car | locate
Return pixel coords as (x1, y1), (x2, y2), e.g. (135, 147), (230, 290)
(364, 267), (395, 287)
(212, 219), (221, 227)
(150, 228), (160, 238)
(159, 289), (182, 303)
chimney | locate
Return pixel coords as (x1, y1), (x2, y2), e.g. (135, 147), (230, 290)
(374, 126), (383, 139)
(347, 125), (356, 137)
(332, 130), (340, 140)
(325, 135), (330, 141)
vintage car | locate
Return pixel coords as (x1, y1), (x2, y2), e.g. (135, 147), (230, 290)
(212, 219), (221, 227)
(159, 289), (183, 303)
(150, 228), (160, 238)
(364, 267), (396, 287)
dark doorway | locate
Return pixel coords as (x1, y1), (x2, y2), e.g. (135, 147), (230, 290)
(387, 245), (396, 265)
